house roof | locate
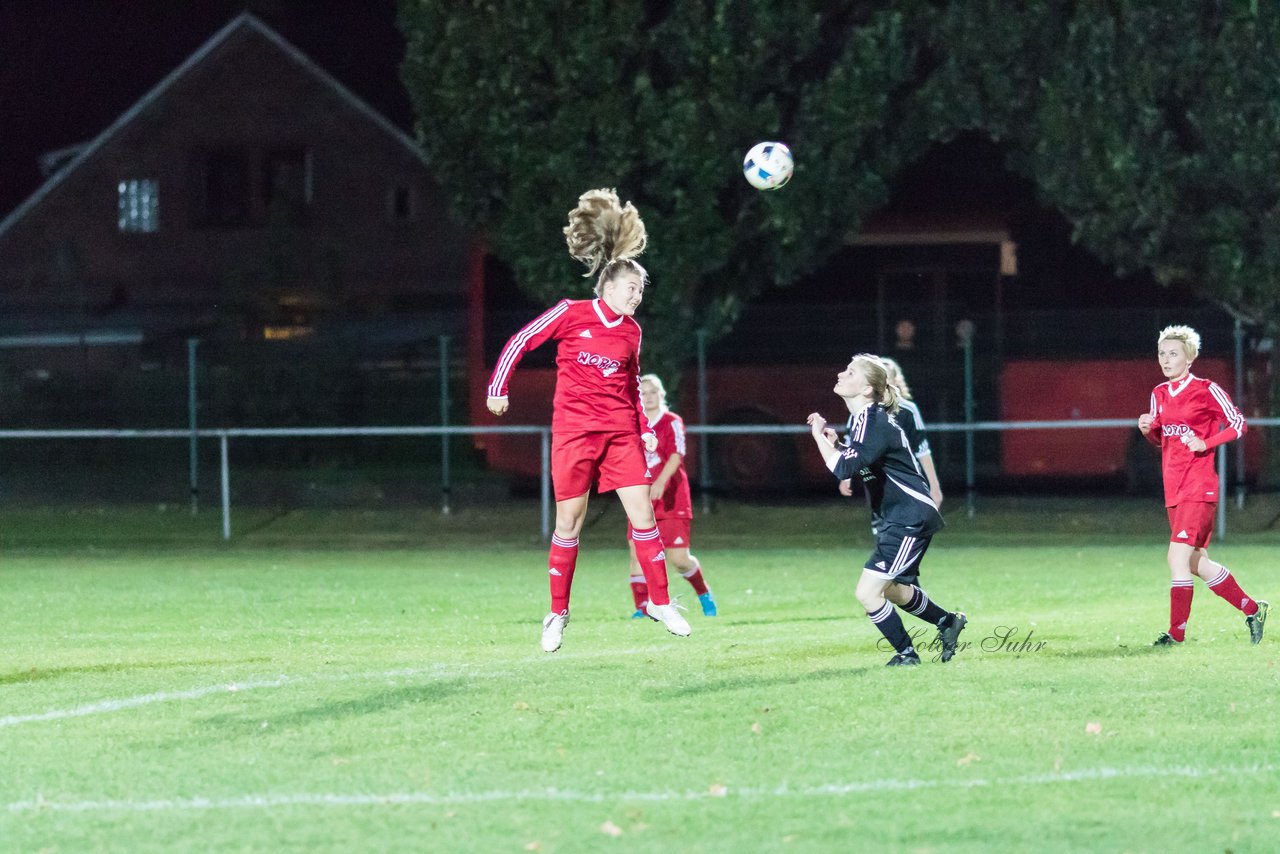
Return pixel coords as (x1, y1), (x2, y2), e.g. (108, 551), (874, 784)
(0, 12), (426, 240)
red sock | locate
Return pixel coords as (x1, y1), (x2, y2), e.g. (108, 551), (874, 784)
(629, 575), (649, 610)
(681, 557), (709, 595)
(1169, 580), (1193, 642)
(548, 534), (579, 614)
(1206, 567), (1258, 616)
(630, 525), (670, 606)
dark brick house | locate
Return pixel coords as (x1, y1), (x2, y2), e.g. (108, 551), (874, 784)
(0, 12), (473, 339)
(0, 13), (477, 428)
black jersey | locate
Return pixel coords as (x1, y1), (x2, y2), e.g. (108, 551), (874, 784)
(893, 398), (932, 460)
(835, 402), (942, 534)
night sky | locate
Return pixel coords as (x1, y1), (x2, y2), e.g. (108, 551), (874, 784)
(0, 0), (408, 217)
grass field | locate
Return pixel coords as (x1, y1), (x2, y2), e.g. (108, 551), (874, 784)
(3, 497), (1279, 852)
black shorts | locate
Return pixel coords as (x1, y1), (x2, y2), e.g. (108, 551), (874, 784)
(863, 526), (933, 586)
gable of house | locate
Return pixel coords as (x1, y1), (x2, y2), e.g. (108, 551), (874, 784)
(0, 14), (471, 313)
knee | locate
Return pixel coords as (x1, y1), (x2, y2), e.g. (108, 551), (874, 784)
(554, 514), (584, 539)
(855, 583), (885, 612)
(856, 592), (884, 612)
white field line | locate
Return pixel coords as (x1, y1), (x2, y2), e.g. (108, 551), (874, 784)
(0, 664), (480, 730)
(6, 763), (1275, 814)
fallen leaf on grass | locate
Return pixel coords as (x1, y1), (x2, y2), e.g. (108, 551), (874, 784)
(600, 821), (623, 837)
(751, 722), (763, 734)
(1085, 721), (1103, 735)
(709, 784), (728, 797)
(956, 752), (981, 766)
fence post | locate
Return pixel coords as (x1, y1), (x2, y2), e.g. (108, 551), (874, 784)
(439, 334), (452, 516)
(540, 427), (551, 541)
(1233, 318), (1246, 509)
(696, 328), (712, 515)
(958, 320), (976, 518)
(188, 337), (199, 515)
(219, 431), (231, 541)
(1217, 444), (1227, 540)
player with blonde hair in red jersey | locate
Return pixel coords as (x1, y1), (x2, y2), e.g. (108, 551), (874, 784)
(487, 189), (690, 652)
(1138, 324), (1268, 647)
(626, 374), (717, 619)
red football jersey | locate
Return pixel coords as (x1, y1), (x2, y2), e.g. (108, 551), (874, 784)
(1145, 373), (1246, 507)
(645, 409), (692, 519)
(488, 298), (648, 436)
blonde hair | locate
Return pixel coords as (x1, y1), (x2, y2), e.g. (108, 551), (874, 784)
(639, 373), (666, 400)
(878, 356), (913, 400)
(852, 354), (901, 414)
(563, 188), (649, 297)
(1157, 325), (1201, 360)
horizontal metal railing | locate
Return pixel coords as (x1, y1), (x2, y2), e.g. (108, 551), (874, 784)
(1, 417), (1275, 542)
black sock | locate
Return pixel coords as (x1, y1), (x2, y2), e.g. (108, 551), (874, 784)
(904, 585), (948, 626)
(868, 602), (914, 654)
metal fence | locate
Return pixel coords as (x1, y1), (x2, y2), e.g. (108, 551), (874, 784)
(2, 418), (1275, 542)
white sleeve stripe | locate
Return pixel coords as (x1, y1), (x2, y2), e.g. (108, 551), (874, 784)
(488, 301), (569, 397)
(851, 409), (868, 444)
(1207, 382), (1245, 434)
(1149, 391), (1158, 417)
(672, 419), (686, 456)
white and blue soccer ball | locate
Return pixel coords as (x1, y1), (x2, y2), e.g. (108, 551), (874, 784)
(742, 141), (793, 190)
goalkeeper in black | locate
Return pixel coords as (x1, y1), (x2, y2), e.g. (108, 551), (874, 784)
(807, 354), (967, 666)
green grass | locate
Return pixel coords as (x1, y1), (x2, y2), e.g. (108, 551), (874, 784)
(2, 500), (1279, 852)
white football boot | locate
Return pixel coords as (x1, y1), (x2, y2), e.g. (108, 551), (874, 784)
(645, 601), (691, 637)
(541, 610), (568, 653)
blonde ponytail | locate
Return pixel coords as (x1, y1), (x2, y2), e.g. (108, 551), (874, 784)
(563, 188), (649, 295)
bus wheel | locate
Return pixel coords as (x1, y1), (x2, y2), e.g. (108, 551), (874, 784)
(711, 409), (797, 497)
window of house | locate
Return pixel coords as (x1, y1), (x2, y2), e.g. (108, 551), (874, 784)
(117, 179), (159, 233)
(389, 184), (415, 221)
(203, 150), (252, 226)
(263, 147), (312, 225)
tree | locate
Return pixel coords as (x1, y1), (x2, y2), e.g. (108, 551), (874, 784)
(929, 1), (1280, 325)
(397, 0), (928, 383)
(400, 1), (1280, 420)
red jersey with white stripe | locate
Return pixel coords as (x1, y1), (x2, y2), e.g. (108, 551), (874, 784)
(1145, 373), (1246, 507)
(644, 409), (692, 519)
(487, 298), (648, 436)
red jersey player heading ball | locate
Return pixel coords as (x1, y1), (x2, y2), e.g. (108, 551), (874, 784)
(486, 189), (690, 652)
(1137, 324), (1267, 647)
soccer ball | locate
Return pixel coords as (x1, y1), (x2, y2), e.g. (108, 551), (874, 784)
(742, 141), (793, 190)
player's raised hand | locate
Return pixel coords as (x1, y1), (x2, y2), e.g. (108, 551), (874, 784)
(806, 412), (827, 439)
(1137, 413), (1154, 433)
(642, 432), (658, 453)
(487, 396), (509, 416)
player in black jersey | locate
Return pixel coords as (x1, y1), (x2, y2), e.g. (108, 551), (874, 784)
(808, 354), (967, 666)
(838, 357), (943, 509)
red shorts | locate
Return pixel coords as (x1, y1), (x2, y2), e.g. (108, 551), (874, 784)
(552, 430), (651, 501)
(628, 517), (692, 549)
(1167, 502), (1215, 549)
